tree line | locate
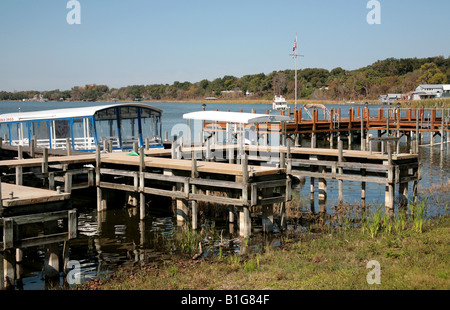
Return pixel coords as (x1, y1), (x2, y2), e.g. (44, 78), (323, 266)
(1, 56), (449, 102)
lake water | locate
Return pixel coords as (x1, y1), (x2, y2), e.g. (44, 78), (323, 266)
(0, 101), (448, 290)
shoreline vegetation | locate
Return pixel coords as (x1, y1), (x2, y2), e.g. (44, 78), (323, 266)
(1, 56), (449, 106)
(77, 214), (449, 290)
(75, 183), (450, 290)
(2, 98), (450, 108)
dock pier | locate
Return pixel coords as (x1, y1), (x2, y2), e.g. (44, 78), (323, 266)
(0, 105), (431, 288)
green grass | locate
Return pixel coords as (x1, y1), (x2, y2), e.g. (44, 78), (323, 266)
(79, 214), (450, 290)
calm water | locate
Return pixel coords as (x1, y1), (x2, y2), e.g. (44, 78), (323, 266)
(0, 101), (448, 290)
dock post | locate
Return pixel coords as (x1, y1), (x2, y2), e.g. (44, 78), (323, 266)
(15, 146), (23, 186)
(30, 136), (35, 157)
(171, 140), (176, 159)
(191, 151), (198, 230)
(44, 243), (60, 283)
(318, 165), (327, 213)
(64, 172), (72, 194)
(338, 140), (344, 205)
(311, 132), (316, 148)
(239, 206), (251, 238)
(42, 148), (48, 174)
(240, 154), (251, 237)
(361, 113), (365, 151)
(361, 169), (366, 210)
(176, 200), (189, 224)
(415, 115), (420, 153)
(385, 142), (395, 217)
(2, 248), (15, 290)
(139, 148), (146, 220)
(43, 218), (60, 285)
(348, 131), (352, 150)
(176, 164), (189, 224)
(96, 145), (106, 212)
(139, 173), (145, 220)
(66, 138), (72, 156)
(48, 172), (55, 191)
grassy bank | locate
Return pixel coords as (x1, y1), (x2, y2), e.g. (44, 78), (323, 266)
(78, 213), (449, 290)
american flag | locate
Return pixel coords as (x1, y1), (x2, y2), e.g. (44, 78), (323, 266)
(293, 39), (297, 59)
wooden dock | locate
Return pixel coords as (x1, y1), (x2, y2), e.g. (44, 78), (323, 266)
(1, 180), (76, 289)
(1, 134), (422, 288)
(1, 183), (70, 210)
(201, 106), (449, 152)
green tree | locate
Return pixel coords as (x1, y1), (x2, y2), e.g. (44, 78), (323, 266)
(417, 62), (447, 84)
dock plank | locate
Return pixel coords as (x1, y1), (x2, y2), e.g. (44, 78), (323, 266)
(1, 183), (70, 207)
(100, 152), (284, 177)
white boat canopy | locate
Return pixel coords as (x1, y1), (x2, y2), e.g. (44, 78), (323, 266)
(0, 103), (162, 123)
(183, 111), (290, 124)
(0, 103), (163, 151)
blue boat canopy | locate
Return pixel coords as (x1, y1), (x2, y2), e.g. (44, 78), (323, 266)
(0, 103), (163, 151)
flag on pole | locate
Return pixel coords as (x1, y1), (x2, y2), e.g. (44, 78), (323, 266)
(293, 38), (297, 59)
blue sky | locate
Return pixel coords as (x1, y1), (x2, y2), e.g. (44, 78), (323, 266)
(0, 0), (449, 92)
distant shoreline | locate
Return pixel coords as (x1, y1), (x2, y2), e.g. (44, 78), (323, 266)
(1, 98), (449, 108)
(0, 98), (379, 105)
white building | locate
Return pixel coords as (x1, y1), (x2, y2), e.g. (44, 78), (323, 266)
(378, 94), (403, 104)
(413, 84), (450, 100)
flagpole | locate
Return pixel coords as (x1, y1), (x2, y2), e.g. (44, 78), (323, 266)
(291, 33), (303, 111)
(294, 33), (297, 110)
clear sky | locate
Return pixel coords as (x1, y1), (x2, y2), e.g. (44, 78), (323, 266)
(1, 0), (449, 92)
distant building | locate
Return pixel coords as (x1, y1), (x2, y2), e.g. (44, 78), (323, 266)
(378, 94), (402, 105)
(413, 84), (450, 100)
(379, 84), (450, 103)
(221, 90), (243, 95)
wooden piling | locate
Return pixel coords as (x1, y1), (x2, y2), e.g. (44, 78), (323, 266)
(42, 148), (48, 174)
(191, 152), (198, 230)
(16, 146), (23, 185)
(139, 173), (145, 220)
(338, 139), (344, 204)
(66, 138), (72, 156)
(361, 169), (366, 209)
(240, 154), (251, 237)
(2, 248), (15, 289)
(96, 145), (106, 212)
(360, 112), (365, 151)
(64, 172), (72, 194)
(385, 142), (395, 217)
(30, 136), (35, 158)
(318, 165), (327, 213)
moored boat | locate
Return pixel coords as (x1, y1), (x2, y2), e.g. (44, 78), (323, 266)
(0, 103), (163, 151)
